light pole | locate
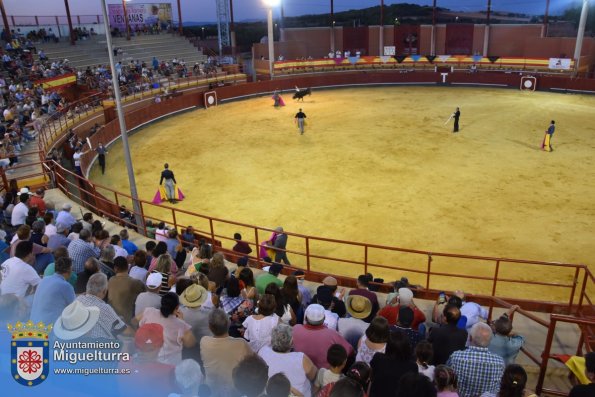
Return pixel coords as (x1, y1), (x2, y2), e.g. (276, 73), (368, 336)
(202, 27), (205, 40)
(263, 0), (280, 79)
(573, 0), (590, 75)
(122, 0), (131, 40)
(100, 0), (143, 229)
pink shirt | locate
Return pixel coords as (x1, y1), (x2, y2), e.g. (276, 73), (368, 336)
(139, 307), (191, 365)
(292, 324), (354, 369)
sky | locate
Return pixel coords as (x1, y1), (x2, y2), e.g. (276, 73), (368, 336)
(3, 0), (578, 23)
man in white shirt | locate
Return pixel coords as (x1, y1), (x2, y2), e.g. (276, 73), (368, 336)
(11, 192), (30, 227)
(0, 241), (40, 299)
(56, 203), (77, 230)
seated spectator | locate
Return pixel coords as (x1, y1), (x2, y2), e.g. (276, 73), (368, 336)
(339, 296), (372, 349)
(428, 304), (468, 365)
(43, 212), (57, 237)
(356, 316), (389, 364)
(135, 292), (195, 365)
(369, 330), (418, 397)
(80, 212), (93, 233)
(480, 364), (537, 397)
(170, 359), (209, 397)
(265, 282), (296, 325)
(98, 244), (116, 278)
(392, 306), (424, 350)
(165, 229), (179, 257)
(293, 270), (312, 310)
(459, 291), (488, 330)
(53, 300), (101, 341)
(47, 223), (71, 249)
(178, 283), (212, 355)
(416, 340), (435, 381)
(239, 266), (258, 301)
(200, 308), (252, 396)
(435, 365), (459, 397)
(232, 232), (252, 255)
(108, 256), (145, 324)
(75, 257), (101, 294)
(151, 253), (176, 296)
(30, 256), (75, 324)
(135, 272), (163, 317)
(397, 372), (437, 397)
(232, 355), (269, 397)
(315, 285), (340, 330)
(292, 303), (354, 369)
(68, 228), (101, 273)
(118, 323), (175, 396)
(386, 277), (415, 305)
(10, 224), (52, 258)
(155, 222), (168, 242)
(55, 203), (76, 229)
(318, 362), (372, 397)
(43, 246), (77, 286)
(119, 229), (138, 255)
(265, 373), (292, 397)
(256, 262), (284, 294)
(569, 352), (595, 397)
(75, 273), (133, 339)
(243, 293), (279, 353)
(379, 287), (426, 330)
(314, 344), (348, 393)
(488, 305), (524, 365)
(67, 222), (83, 240)
(110, 234), (128, 258)
(348, 275), (379, 322)
(0, 241), (39, 299)
(259, 323), (318, 397)
(312, 276), (347, 318)
(129, 250), (148, 282)
(447, 323), (504, 397)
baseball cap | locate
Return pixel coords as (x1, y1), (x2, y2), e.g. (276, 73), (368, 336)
(62, 203), (72, 210)
(135, 323), (164, 352)
(398, 288), (414, 306)
(304, 304), (325, 325)
(146, 272), (162, 288)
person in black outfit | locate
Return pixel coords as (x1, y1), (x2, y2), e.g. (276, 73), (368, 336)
(427, 303), (468, 365)
(159, 163), (177, 203)
(569, 352), (595, 397)
(369, 330), (418, 397)
(453, 107), (461, 133)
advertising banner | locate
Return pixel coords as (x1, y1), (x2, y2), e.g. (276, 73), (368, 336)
(548, 58), (571, 70)
(107, 3), (172, 31)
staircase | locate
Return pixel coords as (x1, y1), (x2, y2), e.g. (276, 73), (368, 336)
(38, 33), (208, 70)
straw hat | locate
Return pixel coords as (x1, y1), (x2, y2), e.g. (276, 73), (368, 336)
(345, 295), (373, 319)
(53, 300), (100, 340)
(179, 284), (208, 308)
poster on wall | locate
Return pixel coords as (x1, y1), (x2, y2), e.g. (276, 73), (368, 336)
(108, 3), (172, 31)
(384, 46), (396, 56)
(548, 58), (571, 70)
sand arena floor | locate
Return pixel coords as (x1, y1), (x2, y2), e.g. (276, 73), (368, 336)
(88, 86), (595, 302)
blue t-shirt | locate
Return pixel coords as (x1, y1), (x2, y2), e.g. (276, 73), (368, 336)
(30, 274), (76, 325)
(121, 239), (138, 255)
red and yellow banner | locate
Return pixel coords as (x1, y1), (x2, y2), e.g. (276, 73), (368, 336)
(36, 73), (77, 91)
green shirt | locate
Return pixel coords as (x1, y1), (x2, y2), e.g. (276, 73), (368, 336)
(255, 273), (283, 295)
(44, 262), (78, 287)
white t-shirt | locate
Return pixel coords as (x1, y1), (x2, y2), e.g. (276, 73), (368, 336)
(72, 152), (82, 167)
(315, 368), (342, 388)
(11, 202), (28, 226)
(242, 314), (279, 353)
(0, 257), (41, 298)
(44, 223), (57, 237)
(324, 309), (339, 331)
(113, 244), (128, 259)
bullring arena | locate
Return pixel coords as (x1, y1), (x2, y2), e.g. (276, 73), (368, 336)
(88, 86), (595, 303)
(2, 5), (595, 396)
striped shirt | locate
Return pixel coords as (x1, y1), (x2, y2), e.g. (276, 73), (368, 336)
(447, 346), (504, 397)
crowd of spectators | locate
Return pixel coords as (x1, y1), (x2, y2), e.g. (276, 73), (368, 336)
(0, 190), (558, 397)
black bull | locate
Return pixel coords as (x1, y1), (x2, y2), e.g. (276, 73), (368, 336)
(293, 88), (311, 101)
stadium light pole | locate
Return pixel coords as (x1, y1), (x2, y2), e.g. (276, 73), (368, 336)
(177, 0), (183, 35)
(64, 0), (75, 46)
(100, 0), (143, 229)
(122, 0), (131, 40)
(330, 0), (335, 52)
(431, 0), (436, 55)
(379, 0), (384, 55)
(573, 0), (589, 75)
(263, 0), (280, 79)
(483, 0), (491, 56)
(0, 0), (12, 42)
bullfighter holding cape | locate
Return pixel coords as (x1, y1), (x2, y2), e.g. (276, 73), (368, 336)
(153, 163), (184, 204)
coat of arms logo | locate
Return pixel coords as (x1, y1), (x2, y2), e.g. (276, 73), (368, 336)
(8, 320), (52, 387)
